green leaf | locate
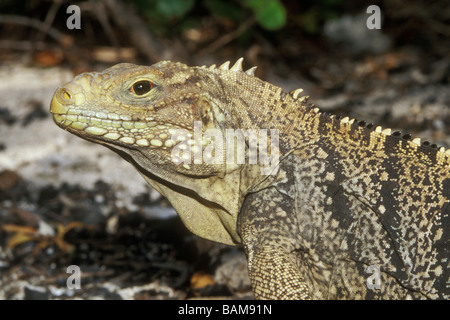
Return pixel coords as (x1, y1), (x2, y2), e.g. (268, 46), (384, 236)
(246, 0), (286, 30)
(204, 0), (244, 21)
(155, 0), (195, 19)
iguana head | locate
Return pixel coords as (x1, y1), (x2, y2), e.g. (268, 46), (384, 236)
(50, 59), (294, 245)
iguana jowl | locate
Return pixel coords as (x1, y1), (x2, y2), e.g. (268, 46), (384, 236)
(50, 58), (449, 299)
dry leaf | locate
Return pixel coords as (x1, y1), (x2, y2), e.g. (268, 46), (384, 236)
(2, 224), (37, 234)
(6, 232), (36, 248)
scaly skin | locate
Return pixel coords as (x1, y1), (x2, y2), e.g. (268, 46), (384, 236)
(50, 59), (449, 299)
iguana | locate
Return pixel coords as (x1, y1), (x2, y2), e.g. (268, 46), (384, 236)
(50, 58), (449, 299)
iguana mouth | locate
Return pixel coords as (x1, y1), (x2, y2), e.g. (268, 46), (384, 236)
(50, 90), (185, 148)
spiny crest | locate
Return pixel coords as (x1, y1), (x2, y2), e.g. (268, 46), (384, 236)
(326, 112), (450, 160)
(199, 57), (257, 76)
(201, 58), (312, 103)
(200, 58), (450, 162)
(286, 86), (446, 159)
(290, 88), (309, 103)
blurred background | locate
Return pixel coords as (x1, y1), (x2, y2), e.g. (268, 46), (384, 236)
(0, 0), (449, 299)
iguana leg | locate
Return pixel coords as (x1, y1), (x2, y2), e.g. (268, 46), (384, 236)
(238, 187), (311, 299)
(246, 243), (311, 299)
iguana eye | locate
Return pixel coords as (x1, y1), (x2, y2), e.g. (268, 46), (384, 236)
(130, 80), (154, 96)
